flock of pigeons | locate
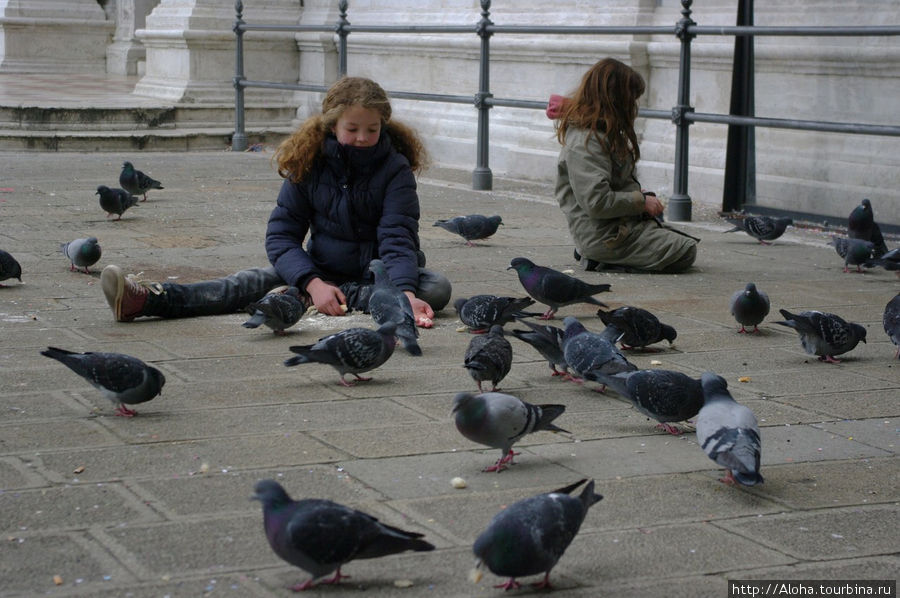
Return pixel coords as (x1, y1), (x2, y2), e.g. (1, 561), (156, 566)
(2, 181), (899, 592)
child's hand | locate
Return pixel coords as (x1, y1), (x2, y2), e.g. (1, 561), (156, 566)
(306, 278), (348, 316)
(405, 292), (434, 328)
(642, 192), (665, 218)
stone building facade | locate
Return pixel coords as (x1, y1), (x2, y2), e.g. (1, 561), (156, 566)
(0, 0), (897, 223)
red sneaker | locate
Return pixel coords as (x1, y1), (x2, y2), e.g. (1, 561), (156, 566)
(101, 265), (163, 322)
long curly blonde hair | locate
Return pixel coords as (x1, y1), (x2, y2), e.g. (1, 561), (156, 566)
(556, 58), (645, 164)
(274, 76), (428, 181)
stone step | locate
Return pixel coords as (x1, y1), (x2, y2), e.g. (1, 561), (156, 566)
(0, 126), (293, 152)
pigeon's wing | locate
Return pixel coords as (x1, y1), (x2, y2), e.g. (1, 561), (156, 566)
(744, 217), (774, 239)
(629, 370), (703, 421)
(286, 500), (380, 566)
(46, 350), (150, 394)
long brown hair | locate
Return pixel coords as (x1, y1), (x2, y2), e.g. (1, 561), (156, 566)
(555, 58), (645, 164)
(274, 76), (428, 181)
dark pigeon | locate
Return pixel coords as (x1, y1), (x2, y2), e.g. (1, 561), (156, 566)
(829, 235), (874, 273)
(454, 294), (538, 333)
(452, 391), (569, 472)
(774, 308), (866, 363)
(596, 305), (676, 350)
(464, 324), (513, 392)
(562, 316), (637, 390)
(119, 161), (163, 202)
(0, 249), (22, 285)
(367, 258), (421, 356)
(243, 286), (305, 335)
(253, 479), (434, 592)
(696, 372), (763, 486)
(433, 214), (503, 246)
(473, 479), (602, 590)
(848, 198), (888, 258)
(508, 256), (611, 319)
(863, 247), (900, 274)
(883, 292), (900, 359)
(723, 215), (792, 244)
(594, 369), (703, 435)
(730, 282), (770, 334)
(510, 319), (568, 377)
(284, 322), (397, 386)
(40, 347), (165, 417)
(60, 236), (101, 273)
(96, 185), (139, 220)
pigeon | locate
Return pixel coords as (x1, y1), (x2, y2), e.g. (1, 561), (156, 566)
(848, 198), (888, 258)
(596, 306), (676, 350)
(284, 322), (397, 386)
(510, 319), (568, 377)
(96, 185), (139, 220)
(774, 308), (867, 363)
(367, 258), (421, 356)
(883, 292), (900, 359)
(242, 286), (305, 335)
(696, 372), (763, 486)
(464, 325), (513, 392)
(472, 478), (602, 590)
(119, 161), (163, 201)
(40, 347), (165, 417)
(60, 236), (101, 273)
(454, 294), (538, 333)
(562, 316), (637, 390)
(723, 215), (792, 244)
(452, 391), (569, 472)
(730, 282), (770, 334)
(252, 479), (434, 592)
(863, 247), (900, 274)
(0, 249), (22, 285)
(594, 369), (703, 435)
(829, 235), (874, 273)
(433, 214), (503, 246)
(507, 257), (611, 319)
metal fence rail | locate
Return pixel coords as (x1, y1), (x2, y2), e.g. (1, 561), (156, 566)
(233, 0), (900, 222)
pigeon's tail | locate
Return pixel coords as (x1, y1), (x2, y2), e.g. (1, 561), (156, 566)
(534, 404), (569, 434)
(733, 470), (765, 486)
(578, 479), (604, 510)
(549, 478), (590, 496)
(592, 372), (630, 398)
(586, 283), (612, 296)
(284, 346), (316, 367)
(463, 360), (489, 373)
(399, 335), (423, 356)
(722, 219), (742, 233)
(356, 524), (436, 560)
(242, 312), (266, 329)
(584, 296), (609, 309)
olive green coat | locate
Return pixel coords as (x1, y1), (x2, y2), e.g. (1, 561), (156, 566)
(555, 127), (697, 272)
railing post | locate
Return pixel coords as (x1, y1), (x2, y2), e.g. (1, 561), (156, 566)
(337, 0), (349, 77)
(232, 0), (248, 152)
(722, 0), (756, 213)
(472, 0), (493, 191)
(668, 0), (695, 221)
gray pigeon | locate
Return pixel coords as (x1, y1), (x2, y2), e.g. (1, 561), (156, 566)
(253, 479), (434, 592)
(829, 235), (874, 273)
(774, 308), (866, 363)
(696, 372), (763, 486)
(508, 257), (611, 319)
(284, 322), (397, 386)
(723, 215), (792, 244)
(883, 292), (900, 359)
(433, 214), (503, 246)
(464, 325), (513, 392)
(119, 161), (163, 201)
(452, 391), (569, 472)
(367, 258), (420, 356)
(472, 478), (602, 590)
(96, 185), (139, 220)
(562, 316), (637, 390)
(242, 286), (305, 335)
(40, 347), (165, 417)
(594, 369), (703, 435)
(454, 294), (538, 333)
(510, 319), (568, 377)
(730, 282), (770, 334)
(0, 249), (22, 285)
(863, 247), (900, 274)
(848, 198), (888, 258)
(60, 236), (101, 273)
(596, 305), (676, 350)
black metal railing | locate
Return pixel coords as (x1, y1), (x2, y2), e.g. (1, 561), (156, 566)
(233, 0), (900, 222)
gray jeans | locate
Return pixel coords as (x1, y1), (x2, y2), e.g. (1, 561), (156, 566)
(143, 266), (452, 319)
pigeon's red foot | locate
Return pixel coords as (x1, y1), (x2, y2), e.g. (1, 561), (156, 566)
(719, 470), (737, 485)
(655, 423), (683, 436)
(494, 579), (521, 591)
(817, 355), (841, 364)
(320, 568), (350, 586)
(114, 405), (137, 417)
(289, 578), (316, 592)
(539, 309), (557, 320)
(531, 572), (553, 590)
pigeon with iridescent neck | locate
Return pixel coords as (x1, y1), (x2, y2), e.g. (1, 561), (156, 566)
(508, 257), (610, 319)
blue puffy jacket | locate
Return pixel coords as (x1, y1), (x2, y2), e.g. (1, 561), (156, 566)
(265, 131), (421, 293)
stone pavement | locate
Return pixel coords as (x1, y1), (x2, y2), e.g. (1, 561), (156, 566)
(0, 151), (897, 598)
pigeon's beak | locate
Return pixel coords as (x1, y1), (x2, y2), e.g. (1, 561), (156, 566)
(250, 494), (261, 502)
(469, 561), (484, 584)
(505, 265), (513, 270)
